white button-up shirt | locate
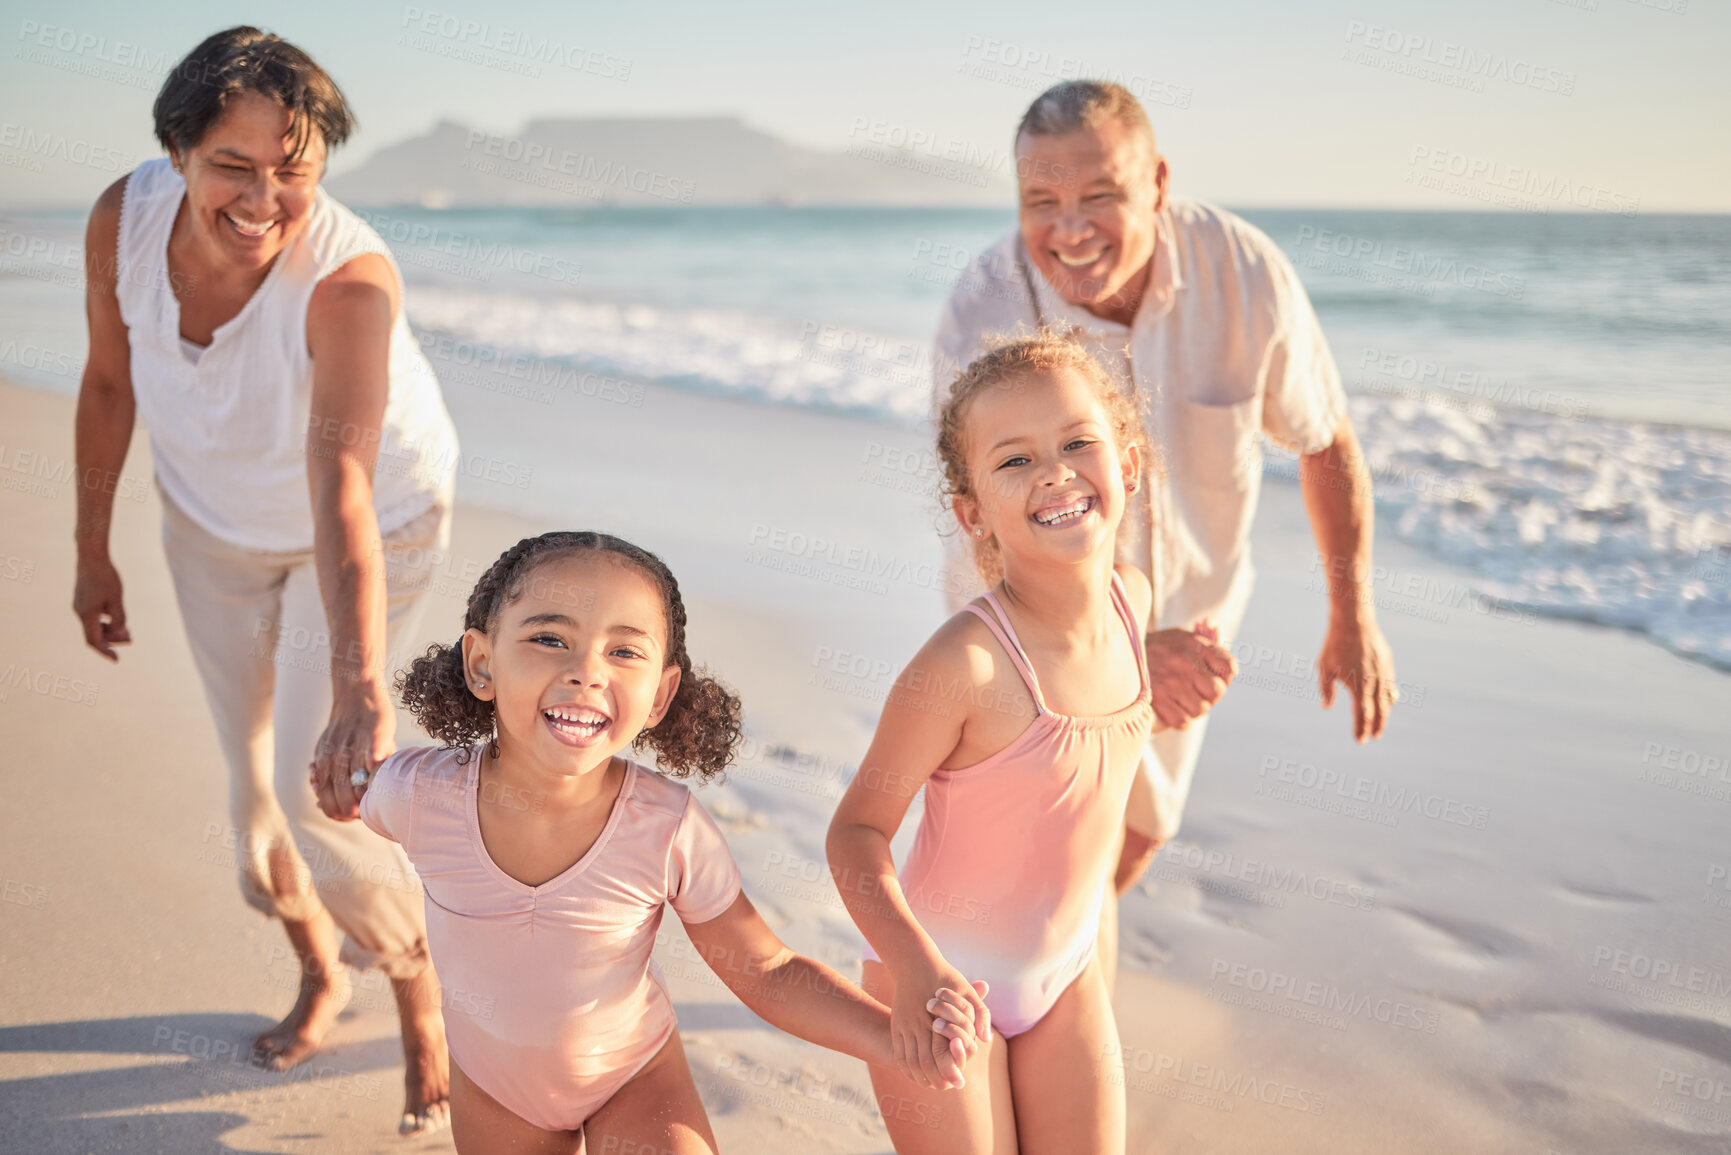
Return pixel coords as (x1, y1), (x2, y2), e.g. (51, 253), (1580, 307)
(934, 197), (1347, 634)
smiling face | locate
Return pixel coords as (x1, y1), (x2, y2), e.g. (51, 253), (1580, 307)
(461, 552), (681, 779)
(953, 367), (1141, 576)
(1016, 117), (1168, 325)
(169, 90), (325, 274)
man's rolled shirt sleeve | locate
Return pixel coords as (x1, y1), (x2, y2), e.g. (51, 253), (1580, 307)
(1257, 238), (1349, 455)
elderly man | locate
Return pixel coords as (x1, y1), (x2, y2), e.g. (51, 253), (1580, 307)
(933, 81), (1397, 989)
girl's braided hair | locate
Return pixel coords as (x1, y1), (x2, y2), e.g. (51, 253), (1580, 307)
(397, 532), (741, 780)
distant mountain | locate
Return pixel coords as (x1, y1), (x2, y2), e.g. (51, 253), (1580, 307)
(327, 117), (1013, 208)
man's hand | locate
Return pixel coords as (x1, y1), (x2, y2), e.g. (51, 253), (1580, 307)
(1317, 613), (1396, 742)
(311, 679), (396, 820)
(1144, 627), (1237, 730)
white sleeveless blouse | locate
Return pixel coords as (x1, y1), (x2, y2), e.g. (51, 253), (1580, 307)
(116, 157), (459, 551)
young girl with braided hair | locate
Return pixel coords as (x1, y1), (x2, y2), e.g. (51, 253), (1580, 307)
(329, 531), (984, 1153)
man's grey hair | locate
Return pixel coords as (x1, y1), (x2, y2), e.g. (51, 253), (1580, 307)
(1015, 80), (1156, 158)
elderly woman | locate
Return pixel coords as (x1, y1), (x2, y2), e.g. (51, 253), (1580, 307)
(72, 27), (456, 1133)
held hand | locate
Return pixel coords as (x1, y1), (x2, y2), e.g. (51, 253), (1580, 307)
(310, 678), (397, 821)
(891, 961), (989, 1090)
(1317, 613), (1397, 742)
(1144, 626), (1236, 731)
(927, 982), (991, 1088)
(72, 556), (131, 661)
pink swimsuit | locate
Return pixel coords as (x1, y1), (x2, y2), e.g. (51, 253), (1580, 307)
(864, 574), (1154, 1037)
(359, 745), (743, 1132)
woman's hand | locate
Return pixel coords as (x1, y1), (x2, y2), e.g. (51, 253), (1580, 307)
(310, 679), (396, 820)
(72, 554), (131, 661)
(891, 958), (990, 1090)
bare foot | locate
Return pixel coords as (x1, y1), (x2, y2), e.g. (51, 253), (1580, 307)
(252, 964), (351, 1070)
(393, 966), (451, 1137)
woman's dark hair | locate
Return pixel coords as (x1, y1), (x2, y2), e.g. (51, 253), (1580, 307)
(398, 532), (742, 780)
(154, 27), (355, 162)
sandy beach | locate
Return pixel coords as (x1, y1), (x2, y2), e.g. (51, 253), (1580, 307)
(2, 371), (1729, 1154)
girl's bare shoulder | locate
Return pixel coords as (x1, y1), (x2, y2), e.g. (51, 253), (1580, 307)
(888, 601), (1035, 724)
(906, 602), (1006, 684)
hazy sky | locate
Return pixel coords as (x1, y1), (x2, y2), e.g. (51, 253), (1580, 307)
(2, 0), (1726, 210)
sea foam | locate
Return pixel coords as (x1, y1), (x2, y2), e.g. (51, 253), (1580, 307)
(407, 285), (1731, 671)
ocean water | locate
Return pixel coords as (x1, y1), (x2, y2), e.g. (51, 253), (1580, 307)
(1, 204), (1727, 667)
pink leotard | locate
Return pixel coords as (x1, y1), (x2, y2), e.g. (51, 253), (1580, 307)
(359, 745), (743, 1132)
(863, 573), (1153, 1037)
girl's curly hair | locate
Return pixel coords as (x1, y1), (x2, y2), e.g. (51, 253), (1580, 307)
(397, 531), (742, 780)
(936, 328), (1146, 583)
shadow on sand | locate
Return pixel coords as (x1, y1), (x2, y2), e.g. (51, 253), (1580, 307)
(0, 1011), (410, 1153)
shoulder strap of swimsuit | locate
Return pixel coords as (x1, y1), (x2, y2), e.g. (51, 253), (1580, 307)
(963, 595), (1048, 714)
(1109, 572), (1151, 700)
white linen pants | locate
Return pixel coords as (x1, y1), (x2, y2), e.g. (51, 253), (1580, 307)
(161, 488), (449, 978)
